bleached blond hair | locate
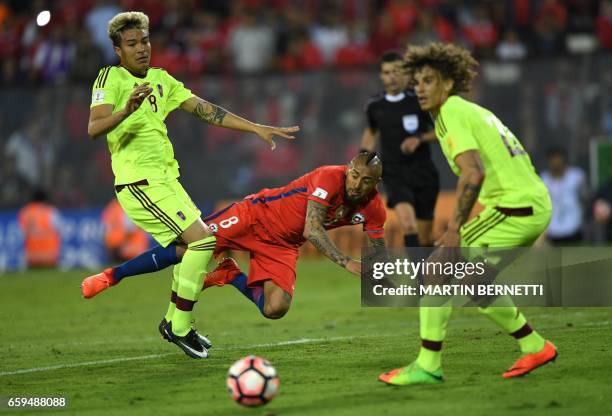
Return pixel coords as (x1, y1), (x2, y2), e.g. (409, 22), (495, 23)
(107, 11), (149, 47)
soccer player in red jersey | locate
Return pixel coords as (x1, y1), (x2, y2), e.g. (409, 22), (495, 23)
(83, 152), (386, 321)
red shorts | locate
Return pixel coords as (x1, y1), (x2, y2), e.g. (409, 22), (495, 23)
(204, 201), (299, 296)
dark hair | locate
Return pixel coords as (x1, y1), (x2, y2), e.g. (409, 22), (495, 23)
(404, 43), (478, 95)
(356, 150), (381, 166)
(380, 51), (403, 66)
(547, 147), (567, 159)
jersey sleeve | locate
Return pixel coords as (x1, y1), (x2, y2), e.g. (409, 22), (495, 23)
(365, 100), (378, 131)
(164, 71), (194, 116)
(437, 98), (479, 161)
(90, 66), (118, 108)
(363, 195), (386, 239)
(307, 168), (342, 207)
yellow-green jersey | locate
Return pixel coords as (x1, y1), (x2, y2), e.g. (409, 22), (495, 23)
(435, 95), (551, 212)
(90, 65), (194, 185)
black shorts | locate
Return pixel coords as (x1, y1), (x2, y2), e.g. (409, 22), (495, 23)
(383, 163), (439, 220)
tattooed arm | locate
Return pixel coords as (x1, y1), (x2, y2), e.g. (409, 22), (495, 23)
(450, 149), (485, 231)
(436, 149), (485, 247)
(362, 235), (387, 264)
(368, 236), (386, 248)
(180, 96), (299, 149)
(303, 200), (361, 275)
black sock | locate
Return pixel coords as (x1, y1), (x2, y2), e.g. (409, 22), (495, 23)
(404, 234), (420, 248)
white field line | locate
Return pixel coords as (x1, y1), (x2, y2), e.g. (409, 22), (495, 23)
(2, 315), (610, 377)
(0, 334), (381, 377)
(10, 310), (606, 348)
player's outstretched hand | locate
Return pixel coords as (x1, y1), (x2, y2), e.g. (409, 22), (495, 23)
(345, 259), (362, 276)
(125, 82), (153, 116)
(253, 124), (300, 150)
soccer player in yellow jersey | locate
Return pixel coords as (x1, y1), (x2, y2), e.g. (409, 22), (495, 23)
(379, 43), (557, 385)
(83, 11), (298, 359)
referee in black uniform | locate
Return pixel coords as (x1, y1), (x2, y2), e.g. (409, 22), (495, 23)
(361, 51), (439, 247)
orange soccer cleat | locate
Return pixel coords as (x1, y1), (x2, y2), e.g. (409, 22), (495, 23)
(81, 268), (118, 299)
(503, 340), (558, 378)
(202, 258), (241, 290)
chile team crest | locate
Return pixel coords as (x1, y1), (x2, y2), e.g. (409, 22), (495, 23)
(157, 84), (163, 97)
(351, 213), (365, 224)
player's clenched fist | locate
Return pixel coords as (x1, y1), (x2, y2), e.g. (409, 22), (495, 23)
(125, 82), (153, 115)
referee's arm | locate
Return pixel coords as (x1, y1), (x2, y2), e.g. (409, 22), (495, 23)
(360, 127), (378, 152)
(419, 130), (437, 143)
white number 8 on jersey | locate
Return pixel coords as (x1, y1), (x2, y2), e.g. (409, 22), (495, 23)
(219, 216), (239, 229)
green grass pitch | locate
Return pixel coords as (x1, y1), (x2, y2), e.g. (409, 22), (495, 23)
(1, 260), (611, 415)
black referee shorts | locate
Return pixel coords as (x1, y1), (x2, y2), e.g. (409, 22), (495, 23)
(383, 163), (439, 221)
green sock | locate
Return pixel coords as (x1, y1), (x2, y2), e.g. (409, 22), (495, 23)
(173, 236), (216, 336)
(416, 347), (441, 373)
(478, 295), (545, 354)
(518, 331), (546, 354)
(164, 264), (180, 322)
(416, 303), (452, 372)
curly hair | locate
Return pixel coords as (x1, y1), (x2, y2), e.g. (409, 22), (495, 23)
(108, 11), (149, 47)
(404, 43), (478, 94)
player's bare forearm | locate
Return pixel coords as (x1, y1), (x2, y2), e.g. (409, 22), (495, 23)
(88, 110), (128, 138)
(363, 236), (388, 264)
(182, 96), (299, 149)
(450, 150), (485, 231)
(182, 96), (256, 131)
(307, 229), (351, 268)
(360, 128), (378, 151)
(88, 83), (152, 139)
(88, 106), (128, 139)
(303, 200), (351, 268)
(451, 181), (481, 230)
(368, 236), (386, 248)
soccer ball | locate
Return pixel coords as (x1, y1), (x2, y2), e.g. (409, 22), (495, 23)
(227, 355), (280, 407)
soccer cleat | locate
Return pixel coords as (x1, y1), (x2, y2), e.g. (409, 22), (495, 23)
(378, 362), (444, 386)
(161, 320), (209, 359)
(203, 257), (241, 290)
(158, 318), (212, 349)
(81, 268), (118, 299)
(503, 340), (557, 378)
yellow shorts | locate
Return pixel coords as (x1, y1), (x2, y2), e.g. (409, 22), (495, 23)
(116, 179), (201, 247)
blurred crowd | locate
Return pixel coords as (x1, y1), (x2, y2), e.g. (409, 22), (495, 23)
(0, 0), (611, 84)
(1, 0), (612, 247)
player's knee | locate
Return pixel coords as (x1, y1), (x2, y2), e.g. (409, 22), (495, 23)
(262, 292), (291, 319)
(261, 282), (292, 319)
(262, 302), (289, 319)
(400, 220), (418, 235)
(201, 225), (215, 238)
(181, 218), (215, 243)
(175, 244), (187, 260)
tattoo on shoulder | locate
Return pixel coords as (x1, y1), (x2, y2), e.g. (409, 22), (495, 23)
(193, 100), (227, 125)
(306, 200), (327, 224)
